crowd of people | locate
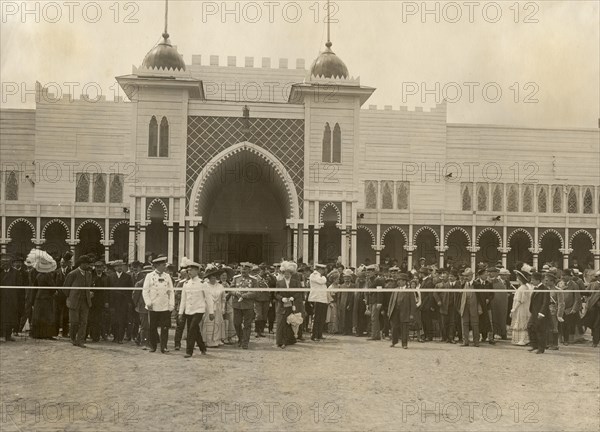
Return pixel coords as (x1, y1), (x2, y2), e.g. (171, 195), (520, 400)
(1, 250), (599, 355)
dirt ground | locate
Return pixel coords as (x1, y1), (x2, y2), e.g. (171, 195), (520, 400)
(1, 331), (598, 432)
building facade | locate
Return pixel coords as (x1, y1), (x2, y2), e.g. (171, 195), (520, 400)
(1, 29), (599, 271)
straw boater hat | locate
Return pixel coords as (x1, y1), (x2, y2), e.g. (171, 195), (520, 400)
(31, 250), (57, 274)
(152, 254), (168, 265)
(499, 268), (510, 276)
(462, 268), (474, 277)
(314, 263), (327, 270)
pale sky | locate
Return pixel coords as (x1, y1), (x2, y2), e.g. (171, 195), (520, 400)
(1, 0), (599, 128)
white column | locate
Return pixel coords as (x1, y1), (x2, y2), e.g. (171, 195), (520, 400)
(302, 226), (309, 264)
(138, 225), (146, 263)
(167, 224), (174, 264)
(292, 225), (299, 262)
(313, 225), (320, 265)
(188, 222), (195, 261)
(128, 195), (136, 262)
(350, 202), (357, 267)
(439, 224), (445, 268)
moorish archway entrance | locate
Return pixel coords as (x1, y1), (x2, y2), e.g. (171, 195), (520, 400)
(189, 142), (300, 263)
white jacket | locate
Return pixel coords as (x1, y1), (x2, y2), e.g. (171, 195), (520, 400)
(142, 270), (174, 312)
(178, 277), (214, 316)
(308, 271), (329, 303)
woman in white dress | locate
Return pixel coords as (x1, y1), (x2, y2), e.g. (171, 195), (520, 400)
(510, 265), (533, 346)
(200, 265), (226, 348)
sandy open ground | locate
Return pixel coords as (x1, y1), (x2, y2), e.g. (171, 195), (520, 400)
(1, 332), (598, 432)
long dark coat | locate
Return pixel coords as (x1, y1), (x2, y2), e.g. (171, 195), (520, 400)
(1, 267), (24, 333)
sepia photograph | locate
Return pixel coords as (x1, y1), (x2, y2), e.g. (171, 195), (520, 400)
(0, 0), (599, 431)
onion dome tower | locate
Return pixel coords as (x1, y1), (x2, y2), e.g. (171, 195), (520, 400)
(141, 0), (185, 72)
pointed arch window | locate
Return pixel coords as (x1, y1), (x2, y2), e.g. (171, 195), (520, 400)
(537, 186), (547, 213)
(332, 123), (341, 163)
(76, 173), (90, 202)
(381, 181), (393, 209)
(109, 174), (124, 203)
(492, 184), (503, 211)
(507, 184), (518, 212)
(322, 123), (341, 163)
(93, 173), (106, 203)
(477, 184), (488, 211)
(552, 186), (562, 213)
(461, 183), (472, 211)
(365, 181), (377, 209)
(583, 188), (593, 214)
(159, 117), (169, 157)
(5, 171), (18, 201)
(397, 181), (409, 210)
(148, 116), (158, 157)
(567, 187), (578, 213)
(522, 185), (533, 212)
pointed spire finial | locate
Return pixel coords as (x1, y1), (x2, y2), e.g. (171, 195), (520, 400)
(162, 0), (169, 40)
(325, 0), (332, 49)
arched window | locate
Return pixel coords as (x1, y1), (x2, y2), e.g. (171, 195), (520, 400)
(93, 173), (106, 203)
(381, 181), (393, 209)
(397, 181), (409, 210)
(76, 173), (90, 202)
(461, 183), (472, 211)
(507, 184), (518, 212)
(583, 188), (593, 214)
(567, 187), (578, 213)
(365, 181), (377, 209)
(492, 184), (503, 211)
(109, 174), (124, 203)
(522, 185), (533, 212)
(477, 184), (488, 211)
(322, 123), (331, 163)
(332, 123), (341, 163)
(552, 186), (562, 213)
(537, 186), (547, 213)
(148, 116), (158, 157)
(5, 171), (18, 201)
(159, 117), (169, 157)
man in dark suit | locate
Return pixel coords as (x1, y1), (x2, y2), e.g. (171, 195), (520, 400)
(54, 252), (73, 338)
(1, 253), (24, 341)
(434, 269), (456, 343)
(108, 260), (134, 344)
(419, 266), (437, 341)
(388, 273), (416, 349)
(89, 260), (109, 342)
(527, 271), (551, 354)
(475, 268), (495, 344)
(459, 268), (480, 347)
(63, 256), (93, 347)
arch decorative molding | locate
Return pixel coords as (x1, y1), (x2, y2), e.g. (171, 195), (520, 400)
(76, 220), (105, 240)
(413, 226), (440, 246)
(538, 229), (564, 249)
(444, 226), (471, 247)
(190, 141), (299, 220)
(6, 218), (36, 238)
(507, 228), (534, 248)
(41, 219), (70, 239)
(319, 202), (342, 225)
(357, 225), (376, 245)
(146, 198), (169, 221)
(381, 225), (408, 245)
(476, 227), (502, 246)
(569, 229), (595, 249)
(110, 220), (130, 240)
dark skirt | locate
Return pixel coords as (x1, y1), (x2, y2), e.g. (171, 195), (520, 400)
(31, 292), (58, 338)
(275, 306), (297, 346)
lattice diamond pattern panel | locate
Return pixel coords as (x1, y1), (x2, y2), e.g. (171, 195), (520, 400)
(187, 116), (304, 216)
